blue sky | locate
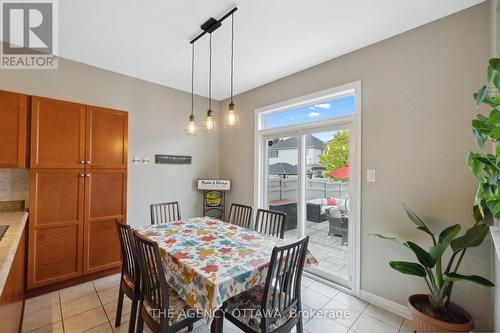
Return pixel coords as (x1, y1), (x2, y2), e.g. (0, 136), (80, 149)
(263, 95), (355, 132)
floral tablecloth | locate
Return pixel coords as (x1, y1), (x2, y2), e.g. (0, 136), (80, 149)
(136, 216), (318, 324)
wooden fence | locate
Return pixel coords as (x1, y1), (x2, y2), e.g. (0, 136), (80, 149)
(268, 176), (349, 202)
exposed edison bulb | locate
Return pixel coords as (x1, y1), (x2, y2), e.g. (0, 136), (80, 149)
(204, 110), (217, 133)
(185, 115), (198, 136)
(224, 102), (239, 129)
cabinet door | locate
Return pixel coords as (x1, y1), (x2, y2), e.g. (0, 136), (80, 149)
(0, 227), (26, 333)
(28, 169), (85, 289)
(83, 169), (126, 274)
(86, 106), (128, 169)
(31, 97), (86, 168)
(0, 91), (28, 168)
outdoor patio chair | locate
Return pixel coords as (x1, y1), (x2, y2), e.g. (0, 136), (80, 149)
(326, 207), (348, 245)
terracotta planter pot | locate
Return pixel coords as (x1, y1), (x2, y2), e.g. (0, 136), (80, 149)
(408, 294), (474, 333)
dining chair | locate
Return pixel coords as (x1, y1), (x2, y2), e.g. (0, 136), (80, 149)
(133, 230), (200, 333)
(254, 208), (287, 239)
(115, 218), (141, 333)
(150, 201), (181, 225)
(223, 236), (310, 333)
(227, 203), (253, 229)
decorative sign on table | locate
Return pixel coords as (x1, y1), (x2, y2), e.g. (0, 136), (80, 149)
(197, 179), (231, 191)
(155, 154), (192, 165)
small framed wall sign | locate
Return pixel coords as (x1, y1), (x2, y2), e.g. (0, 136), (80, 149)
(155, 155), (192, 165)
(197, 179), (231, 191)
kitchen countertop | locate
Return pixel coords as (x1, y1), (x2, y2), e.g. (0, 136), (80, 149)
(0, 210), (28, 296)
(492, 226), (500, 261)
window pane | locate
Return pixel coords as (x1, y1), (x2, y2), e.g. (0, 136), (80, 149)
(263, 95), (354, 130)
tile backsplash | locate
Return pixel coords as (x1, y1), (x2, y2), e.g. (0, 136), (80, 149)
(0, 169), (29, 206)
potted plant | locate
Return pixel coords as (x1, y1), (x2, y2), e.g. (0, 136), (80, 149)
(374, 58), (499, 332)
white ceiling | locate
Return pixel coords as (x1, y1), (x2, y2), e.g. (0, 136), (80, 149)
(56, 0), (483, 100)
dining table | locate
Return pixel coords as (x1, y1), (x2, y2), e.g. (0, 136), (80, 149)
(135, 216), (318, 333)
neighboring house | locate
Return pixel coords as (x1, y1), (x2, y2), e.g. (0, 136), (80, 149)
(269, 134), (325, 165)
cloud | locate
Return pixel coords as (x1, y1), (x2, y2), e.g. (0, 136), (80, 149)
(308, 111), (321, 118)
(314, 103), (330, 109)
(308, 106), (315, 110)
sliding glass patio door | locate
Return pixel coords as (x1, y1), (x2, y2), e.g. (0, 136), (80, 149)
(255, 82), (360, 292)
(262, 125), (354, 288)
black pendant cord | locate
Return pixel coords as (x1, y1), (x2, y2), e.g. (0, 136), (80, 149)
(230, 13), (234, 105)
(208, 33), (212, 112)
(191, 43), (195, 117)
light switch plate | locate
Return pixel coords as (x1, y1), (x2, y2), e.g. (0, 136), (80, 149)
(367, 169), (376, 182)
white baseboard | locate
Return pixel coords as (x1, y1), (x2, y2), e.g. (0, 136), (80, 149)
(359, 290), (412, 320)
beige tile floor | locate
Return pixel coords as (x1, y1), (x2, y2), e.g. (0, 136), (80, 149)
(285, 220), (349, 280)
(22, 274), (415, 333)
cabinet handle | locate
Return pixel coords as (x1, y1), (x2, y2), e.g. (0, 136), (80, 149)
(80, 160), (85, 164)
(80, 173), (85, 177)
(86, 161), (91, 164)
(86, 174), (91, 177)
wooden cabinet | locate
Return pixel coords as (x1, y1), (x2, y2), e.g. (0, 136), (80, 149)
(86, 106), (128, 168)
(0, 91), (29, 168)
(83, 169), (126, 274)
(31, 99), (128, 169)
(28, 169), (85, 289)
(28, 95), (128, 290)
(31, 97), (86, 168)
(0, 226), (26, 333)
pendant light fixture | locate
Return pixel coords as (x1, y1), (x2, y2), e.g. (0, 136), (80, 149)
(189, 7), (238, 134)
(185, 43), (199, 135)
(224, 13), (239, 129)
(204, 33), (217, 133)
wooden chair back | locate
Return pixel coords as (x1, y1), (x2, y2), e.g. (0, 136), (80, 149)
(255, 209), (286, 239)
(150, 201), (181, 225)
(227, 203), (253, 229)
(133, 230), (169, 322)
(115, 218), (140, 292)
(261, 236), (310, 331)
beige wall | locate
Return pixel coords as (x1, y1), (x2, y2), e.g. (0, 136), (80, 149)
(0, 56), (220, 225)
(219, 2), (494, 329)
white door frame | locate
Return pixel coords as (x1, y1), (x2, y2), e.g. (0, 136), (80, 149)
(253, 81), (362, 295)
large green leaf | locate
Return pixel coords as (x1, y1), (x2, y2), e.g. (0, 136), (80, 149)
(490, 109), (500, 125)
(467, 153), (484, 179)
(494, 74), (500, 90)
(370, 233), (409, 247)
(406, 241), (435, 268)
(488, 58), (500, 82)
(401, 204), (435, 240)
(491, 126), (500, 140)
(471, 128), (485, 149)
(430, 224), (461, 260)
(389, 261), (427, 277)
(472, 204), (483, 222)
(444, 273), (494, 287)
(474, 85), (488, 106)
(450, 223), (489, 253)
(486, 197), (500, 219)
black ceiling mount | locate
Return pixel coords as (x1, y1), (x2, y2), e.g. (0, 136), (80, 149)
(190, 7), (238, 44)
(201, 18), (221, 34)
